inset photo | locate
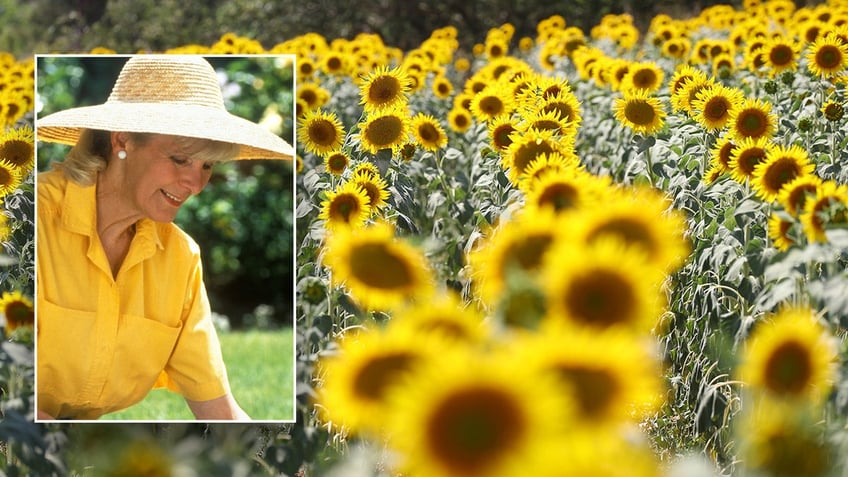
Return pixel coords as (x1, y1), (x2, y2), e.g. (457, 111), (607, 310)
(34, 54), (297, 422)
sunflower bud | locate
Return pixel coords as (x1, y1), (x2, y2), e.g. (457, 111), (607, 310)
(798, 117), (814, 132)
(763, 80), (778, 94)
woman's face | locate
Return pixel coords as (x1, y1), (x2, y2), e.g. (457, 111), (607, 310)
(121, 134), (217, 223)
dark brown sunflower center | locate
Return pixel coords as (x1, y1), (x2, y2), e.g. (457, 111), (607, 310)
(764, 340), (812, 395)
(365, 116), (404, 148)
(308, 119), (339, 146)
(368, 76), (402, 105)
(349, 242), (414, 289)
(624, 100), (656, 126)
(554, 365), (619, 418)
(565, 269), (636, 328)
(353, 353), (417, 401)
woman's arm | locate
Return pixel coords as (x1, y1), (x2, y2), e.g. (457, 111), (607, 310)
(186, 393), (250, 420)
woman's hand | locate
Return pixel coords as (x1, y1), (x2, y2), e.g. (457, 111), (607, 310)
(186, 393), (250, 420)
(36, 409), (56, 420)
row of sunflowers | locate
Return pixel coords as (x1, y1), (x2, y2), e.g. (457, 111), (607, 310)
(2, 0), (848, 475)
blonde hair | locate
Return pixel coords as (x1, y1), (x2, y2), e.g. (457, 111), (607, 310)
(55, 129), (239, 186)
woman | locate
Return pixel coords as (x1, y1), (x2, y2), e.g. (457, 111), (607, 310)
(35, 55), (294, 420)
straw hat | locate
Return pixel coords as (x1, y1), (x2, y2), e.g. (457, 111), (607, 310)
(37, 55), (294, 161)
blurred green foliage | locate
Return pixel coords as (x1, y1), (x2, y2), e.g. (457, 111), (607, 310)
(36, 56), (295, 328)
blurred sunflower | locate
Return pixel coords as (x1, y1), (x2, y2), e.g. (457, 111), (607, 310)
(518, 108), (576, 138)
(739, 306), (838, 403)
(447, 107), (473, 133)
(729, 136), (772, 182)
(737, 400), (834, 477)
(351, 160), (381, 180)
(296, 82), (330, 111)
(524, 169), (610, 215)
(0, 158), (23, 198)
(512, 326), (664, 426)
(359, 66), (411, 112)
(318, 181), (371, 231)
(613, 89), (667, 135)
(431, 74), (454, 99)
(670, 75), (714, 114)
(410, 113), (447, 151)
(322, 221), (433, 310)
(103, 439), (174, 477)
(692, 83), (744, 131)
(806, 33), (848, 77)
(667, 64), (708, 99)
(768, 212), (797, 251)
(297, 109), (345, 157)
(0, 291), (33, 333)
(751, 144), (816, 202)
(320, 51), (347, 76)
(542, 237), (665, 333)
(0, 124), (34, 174)
(800, 180), (848, 242)
(777, 174), (822, 216)
(384, 349), (572, 477)
(317, 325), (439, 435)
(323, 150), (349, 176)
(350, 173), (391, 214)
(728, 97), (777, 141)
(575, 186), (690, 273)
(468, 208), (564, 307)
(390, 292), (490, 344)
(356, 107), (409, 153)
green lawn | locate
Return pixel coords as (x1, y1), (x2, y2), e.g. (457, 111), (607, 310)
(104, 328), (295, 421)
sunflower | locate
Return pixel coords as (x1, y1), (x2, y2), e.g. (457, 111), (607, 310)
(768, 212), (798, 251)
(1, 291), (33, 333)
(520, 150), (584, 192)
(318, 181), (371, 231)
(729, 136), (773, 183)
(777, 174), (822, 217)
(613, 89), (667, 135)
(800, 180), (848, 243)
(751, 144), (816, 202)
(705, 134), (735, 183)
(431, 74), (454, 99)
(0, 124), (34, 174)
(390, 292), (490, 344)
(0, 158), (23, 198)
(806, 33), (848, 77)
(512, 326), (664, 426)
(542, 237), (665, 333)
(316, 325), (439, 435)
(538, 90), (582, 128)
(322, 221), (433, 310)
(447, 107), (473, 133)
(296, 82), (330, 111)
(820, 100), (844, 122)
(102, 439), (174, 477)
(574, 186), (690, 273)
(763, 36), (801, 76)
(621, 61), (665, 93)
(410, 113), (448, 152)
(667, 64), (708, 98)
(297, 109), (345, 157)
(739, 306), (838, 403)
(470, 84), (514, 123)
(692, 83), (744, 131)
(728, 98), (777, 142)
(384, 349), (572, 477)
(502, 128), (571, 185)
(670, 75), (714, 114)
(357, 107), (409, 154)
(359, 66), (410, 112)
(468, 208), (564, 308)
(350, 173), (391, 213)
(517, 108), (576, 138)
(323, 150), (349, 176)
(487, 114), (517, 152)
(351, 160), (381, 180)
(320, 51), (347, 76)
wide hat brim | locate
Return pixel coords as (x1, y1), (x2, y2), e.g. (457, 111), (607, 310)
(38, 103), (294, 161)
(36, 55), (294, 161)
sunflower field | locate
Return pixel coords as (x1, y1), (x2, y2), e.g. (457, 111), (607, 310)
(4, 0), (848, 475)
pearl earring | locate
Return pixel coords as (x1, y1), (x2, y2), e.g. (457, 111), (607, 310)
(117, 150), (127, 160)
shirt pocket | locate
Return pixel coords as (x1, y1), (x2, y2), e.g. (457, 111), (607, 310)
(36, 298), (99, 408)
(105, 314), (182, 411)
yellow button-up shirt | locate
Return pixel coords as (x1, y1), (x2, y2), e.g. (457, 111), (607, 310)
(36, 169), (230, 419)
